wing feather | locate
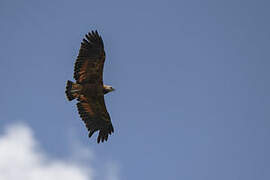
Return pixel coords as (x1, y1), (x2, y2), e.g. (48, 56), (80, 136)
(77, 98), (114, 143)
(74, 31), (105, 84)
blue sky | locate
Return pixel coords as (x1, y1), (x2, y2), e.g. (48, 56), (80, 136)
(0, 0), (270, 179)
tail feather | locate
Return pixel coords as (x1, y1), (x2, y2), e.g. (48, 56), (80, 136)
(65, 80), (80, 101)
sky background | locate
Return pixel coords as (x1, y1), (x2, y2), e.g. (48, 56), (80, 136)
(0, 0), (270, 179)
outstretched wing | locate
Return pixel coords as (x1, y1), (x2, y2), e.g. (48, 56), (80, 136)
(77, 95), (114, 143)
(74, 30), (105, 84)
(74, 31), (113, 143)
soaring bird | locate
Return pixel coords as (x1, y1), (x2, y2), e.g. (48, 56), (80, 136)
(65, 30), (115, 143)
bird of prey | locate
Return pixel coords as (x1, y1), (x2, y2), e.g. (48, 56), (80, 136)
(65, 30), (115, 143)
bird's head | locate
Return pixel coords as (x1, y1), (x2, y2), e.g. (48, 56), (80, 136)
(103, 85), (115, 94)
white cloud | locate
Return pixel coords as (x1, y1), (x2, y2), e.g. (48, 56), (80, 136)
(0, 122), (119, 180)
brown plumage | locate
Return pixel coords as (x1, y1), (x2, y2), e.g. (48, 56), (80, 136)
(65, 30), (115, 143)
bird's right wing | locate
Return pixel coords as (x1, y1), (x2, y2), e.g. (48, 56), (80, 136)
(76, 95), (114, 143)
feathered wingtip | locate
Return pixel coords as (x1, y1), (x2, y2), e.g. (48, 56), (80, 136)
(97, 124), (114, 143)
(82, 30), (104, 48)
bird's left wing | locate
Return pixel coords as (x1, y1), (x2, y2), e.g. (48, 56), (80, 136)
(74, 30), (105, 84)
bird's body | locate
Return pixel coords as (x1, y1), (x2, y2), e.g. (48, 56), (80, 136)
(65, 30), (115, 143)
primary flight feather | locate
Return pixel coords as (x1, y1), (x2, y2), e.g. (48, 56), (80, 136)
(65, 30), (115, 143)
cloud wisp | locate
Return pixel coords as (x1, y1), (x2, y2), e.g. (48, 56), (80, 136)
(0, 122), (116, 180)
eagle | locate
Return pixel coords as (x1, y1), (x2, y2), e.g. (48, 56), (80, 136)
(65, 30), (115, 143)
